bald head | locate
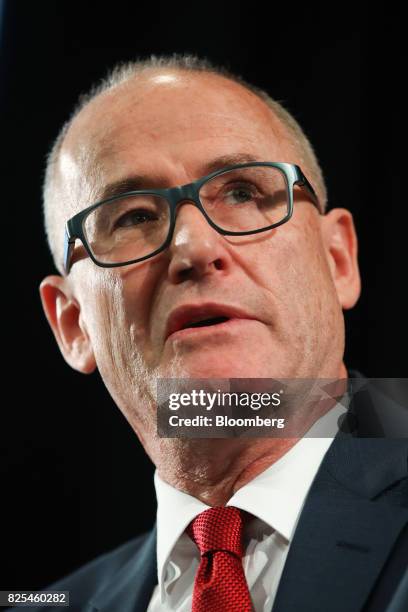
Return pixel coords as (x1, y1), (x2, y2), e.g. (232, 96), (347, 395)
(43, 55), (327, 273)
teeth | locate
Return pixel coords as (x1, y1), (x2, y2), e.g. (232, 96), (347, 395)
(183, 316), (229, 329)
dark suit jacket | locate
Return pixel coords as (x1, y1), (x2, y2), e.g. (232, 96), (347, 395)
(11, 373), (408, 611)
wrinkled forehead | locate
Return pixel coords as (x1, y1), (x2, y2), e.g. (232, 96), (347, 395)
(58, 71), (296, 207)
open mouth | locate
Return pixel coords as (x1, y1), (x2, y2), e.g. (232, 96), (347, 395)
(165, 303), (256, 341)
(181, 316), (230, 329)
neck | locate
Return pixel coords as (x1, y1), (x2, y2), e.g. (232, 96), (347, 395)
(156, 438), (299, 506)
(146, 363), (349, 506)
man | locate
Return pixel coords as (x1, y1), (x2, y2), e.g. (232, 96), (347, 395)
(33, 55), (406, 611)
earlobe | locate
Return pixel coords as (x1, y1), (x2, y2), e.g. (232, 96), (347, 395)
(39, 275), (97, 374)
(321, 209), (361, 310)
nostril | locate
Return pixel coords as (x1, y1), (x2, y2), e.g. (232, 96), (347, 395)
(175, 258), (223, 282)
(178, 267), (194, 281)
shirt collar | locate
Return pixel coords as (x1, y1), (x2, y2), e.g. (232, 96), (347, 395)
(226, 436), (334, 541)
(154, 471), (209, 601)
(229, 401), (347, 540)
(154, 402), (346, 601)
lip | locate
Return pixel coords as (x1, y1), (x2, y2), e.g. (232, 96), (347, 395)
(165, 302), (257, 342)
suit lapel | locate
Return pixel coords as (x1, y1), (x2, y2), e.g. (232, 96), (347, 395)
(272, 378), (408, 612)
(86, 526), (157, 612)
(273, 439), (407, 611)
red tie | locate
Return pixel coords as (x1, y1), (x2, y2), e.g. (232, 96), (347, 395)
(187, 506), (253, 612)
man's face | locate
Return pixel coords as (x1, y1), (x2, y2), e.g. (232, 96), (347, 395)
(49, 70), (358, 431)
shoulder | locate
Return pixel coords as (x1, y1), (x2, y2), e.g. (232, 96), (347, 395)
(6, 531), (153, 612)
(51, 532), (151, 593)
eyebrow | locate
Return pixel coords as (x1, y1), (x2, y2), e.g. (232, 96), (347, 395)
(97, 153), (261, 202)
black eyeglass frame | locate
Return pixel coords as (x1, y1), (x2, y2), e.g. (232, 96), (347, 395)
(63, 161), (321, 274)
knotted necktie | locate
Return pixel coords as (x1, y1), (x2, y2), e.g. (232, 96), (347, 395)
(187, 506), (253, 612)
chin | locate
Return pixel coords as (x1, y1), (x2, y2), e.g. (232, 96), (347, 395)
(175, 360), (270, 380)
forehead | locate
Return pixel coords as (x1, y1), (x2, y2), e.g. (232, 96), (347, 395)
(60, 70), (298, 203)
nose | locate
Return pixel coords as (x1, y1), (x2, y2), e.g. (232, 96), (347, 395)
(167, 201), (230, 283)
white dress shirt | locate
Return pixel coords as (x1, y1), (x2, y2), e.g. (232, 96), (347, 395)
(147, 404), (345, 611)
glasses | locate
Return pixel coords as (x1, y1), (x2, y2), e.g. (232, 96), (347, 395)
(63, 162), (321, 274)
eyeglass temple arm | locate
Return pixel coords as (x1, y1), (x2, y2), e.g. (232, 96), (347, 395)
(295, 174), (322, 213)
(63, 225), (75, 275)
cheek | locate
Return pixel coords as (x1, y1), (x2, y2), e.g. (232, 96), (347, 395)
(82, 275), (124, 358)
(74, 270), (128, 363)
(246, 213), (339, 326)
(251, 217), (331, 287)
(77, 263), (161, 367)
(285, 222), (337, 313)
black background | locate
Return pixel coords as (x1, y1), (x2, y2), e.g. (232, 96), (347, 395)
(1, 0), (404, 596)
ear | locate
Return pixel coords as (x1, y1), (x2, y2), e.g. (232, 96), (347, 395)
(320, 208), (361, 310)
(39, 275), (97, 374)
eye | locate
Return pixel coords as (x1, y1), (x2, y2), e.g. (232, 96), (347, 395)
(114, 209), (158, 228)
(228, 187), (253, 203)
(224, 183), (257, 205)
